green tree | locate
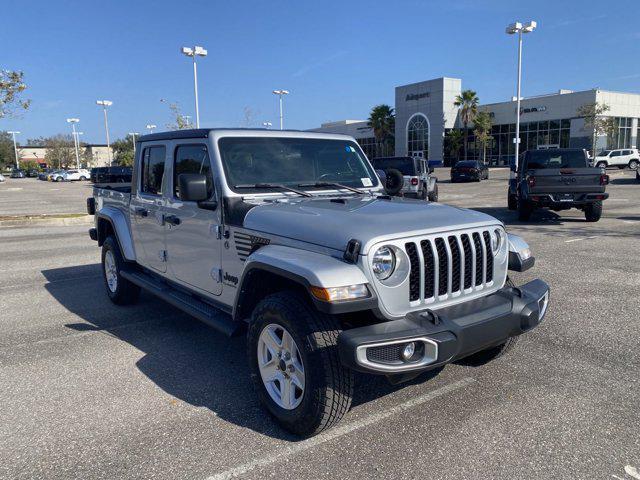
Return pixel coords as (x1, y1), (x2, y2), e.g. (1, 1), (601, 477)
(576, 102), (616, 155)
(367, 104), (395, 157)
(473, 111), (493, 164)
(454, 90), (479, 160)
(0, 131), (17, 170)
(165, 101), (193, 130)
(111, 135), (136, 166)
(1, 70), (31, 118)
(44, 134), (76, 169)
(444, 129), (463, 163)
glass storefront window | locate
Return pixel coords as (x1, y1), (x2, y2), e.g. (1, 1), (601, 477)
(407, 114), (429, 159)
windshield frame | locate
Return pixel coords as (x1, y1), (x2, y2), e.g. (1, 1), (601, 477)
(216, 136), (381, 195)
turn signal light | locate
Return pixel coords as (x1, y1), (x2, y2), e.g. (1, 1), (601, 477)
(410, 177), (419, 185)
(600, 174), (609, 185)
(527, 176), (536, 188)
(310, 284), (370, 302)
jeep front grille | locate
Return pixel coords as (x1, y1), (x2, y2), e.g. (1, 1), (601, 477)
(405, 229), (495, 303)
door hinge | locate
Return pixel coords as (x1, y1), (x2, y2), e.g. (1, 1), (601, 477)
(212, 268), (223, 283)
(159, 250), (168, 262)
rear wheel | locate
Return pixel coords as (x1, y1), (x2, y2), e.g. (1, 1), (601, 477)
(584, 201), (602, 222)
(596, 161), (607, 169)
(428, 183), (438, 202)
(517, 197), (533, 221)
(80, 176), (87, 181)
(247, 291), (353, 437)
(101, 236), (141, 305)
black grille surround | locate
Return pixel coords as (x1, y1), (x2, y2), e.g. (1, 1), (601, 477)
(403, 228), (501, 305)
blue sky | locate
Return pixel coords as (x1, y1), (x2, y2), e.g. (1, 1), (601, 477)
(1, 0), (639, 144)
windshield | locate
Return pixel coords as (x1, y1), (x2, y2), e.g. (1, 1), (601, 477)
(218, 137), (380, 193)
(371, 157), (415, 176)
(526, 150), (587, 169)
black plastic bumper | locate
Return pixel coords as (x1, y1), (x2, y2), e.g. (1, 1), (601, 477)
(338, 279), (549, 374)
(526, 192), (608, 207)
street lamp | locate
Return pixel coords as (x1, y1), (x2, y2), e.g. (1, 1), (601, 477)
(7, 131), (20, 168)
(66, 118), (81, 169)
(506, 21), (536, 173)
(272, 90), (290, 130)
(128, 132), (139, 155)
(262, 121), (272, 129)
(181, 45), (208, 128)
(96, 100), (113, 166)
(146, 124), (157, 133)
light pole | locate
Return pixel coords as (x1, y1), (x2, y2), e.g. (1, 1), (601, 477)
(96, 100), (113, 166)
(272, 90), (290, 130)
(7, 131), (20, 168)
(181, 45), (208, 128)
(74, 132), (84, 167)
(146, 124), (157, 134)
(128, 132), (139, 155)
(262, 121), (272, 129)
(506, 21), (536, 173)
(66, 118), (81, 169)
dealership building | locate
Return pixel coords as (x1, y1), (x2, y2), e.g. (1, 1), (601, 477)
(311, 77), (640, 166)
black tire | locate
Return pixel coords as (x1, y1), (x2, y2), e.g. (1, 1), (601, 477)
(628, 159), (639, 170)
(80, 176), (87, 181)
(428, 183), (439, 202)
(507, 193), (517, 211)
(101, 236), (141, 305)
(596, 161), (607, 169)
(457, 278), (519, 366)
(419, 185), (428, 200)
(617, 165), (625, 170)
(584, 201), (602, 222)
(247, 291), (353, 437)
(517, 197), (532, 221)
(383, 168), (404, 196)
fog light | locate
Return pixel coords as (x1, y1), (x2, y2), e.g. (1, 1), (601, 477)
(402, 342), (416, 361)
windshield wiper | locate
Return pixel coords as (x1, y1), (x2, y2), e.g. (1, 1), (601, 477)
(297, 181), (365, 195)
(234, 183), (312, 197)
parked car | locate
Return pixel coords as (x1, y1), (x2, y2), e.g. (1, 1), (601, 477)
(90, 166), (132, 183)
(38, 168), (54, 180)
(88, 128), (549, 436)
(49, 170), (68, 182)
(450, 160), (488, 182)
(370, 156), (438, 201)
(0, 173), (5, 182)
(508, 148), (609, 222)
(60, 169), (91, 181)
(26, 169), (40, 178)
(594, 148), (639, 170)
(10, 169), (26, 178)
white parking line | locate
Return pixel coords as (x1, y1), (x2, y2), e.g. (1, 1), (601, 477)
(565, 236), (599, 243)
(206, 377), (475, 480)
(625, 465), (640, 480)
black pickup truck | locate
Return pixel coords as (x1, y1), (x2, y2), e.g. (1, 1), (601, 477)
(508, 149), (609, 222)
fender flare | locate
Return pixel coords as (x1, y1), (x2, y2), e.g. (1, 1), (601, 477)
(96, 206), (136, 261)
(233, 244), (375, 320)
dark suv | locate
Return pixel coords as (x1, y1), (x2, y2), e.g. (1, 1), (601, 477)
(450, 160), (489, 182)
(90, 166), (132, 183)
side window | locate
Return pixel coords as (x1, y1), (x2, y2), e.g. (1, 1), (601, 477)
(140, 146), (166, 195)
(610, 151), (621, 157)
(174, 144), (214, 199)
(623, 150), (632, 155)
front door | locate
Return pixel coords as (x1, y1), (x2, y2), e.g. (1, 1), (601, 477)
(130, 145), (168, 273)
(165, 142), (223, 296)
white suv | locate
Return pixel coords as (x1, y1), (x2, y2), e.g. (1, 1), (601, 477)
(60, 169), (90, 181)
(594, 149), (639, 170)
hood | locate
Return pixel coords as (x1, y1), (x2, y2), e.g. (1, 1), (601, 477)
(243, 196), (501, 253)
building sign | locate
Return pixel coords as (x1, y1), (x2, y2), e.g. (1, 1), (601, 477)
(406, 92), (430, 101)
(520, 106), (547, 114)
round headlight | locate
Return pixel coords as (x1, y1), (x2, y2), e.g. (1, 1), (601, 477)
(491, 229), (503, 256)
(372, 246), (396, 280)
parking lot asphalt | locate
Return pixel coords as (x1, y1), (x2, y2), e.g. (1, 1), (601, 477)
(0, 177), (92, 216)
(0, 168), (638, 479)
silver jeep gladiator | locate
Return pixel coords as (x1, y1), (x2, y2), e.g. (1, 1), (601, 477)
(87, 128), (550, 437)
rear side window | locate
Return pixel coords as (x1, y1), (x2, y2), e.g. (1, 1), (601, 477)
(174, 144), (214, 199)
(141, 146), (166, 195)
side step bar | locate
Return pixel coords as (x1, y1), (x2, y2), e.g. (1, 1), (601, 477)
(121, 269), (241, 337)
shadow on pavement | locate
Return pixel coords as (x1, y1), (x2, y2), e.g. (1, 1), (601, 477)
(41, 265), (443, 441)
(609, 177), (638, 185)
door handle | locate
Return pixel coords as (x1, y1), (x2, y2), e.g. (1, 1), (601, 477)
(134, 207), (148, 217)
(164, 214), (181, 226)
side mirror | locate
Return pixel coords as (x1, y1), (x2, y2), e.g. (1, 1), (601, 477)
(178, 174), (216, 210)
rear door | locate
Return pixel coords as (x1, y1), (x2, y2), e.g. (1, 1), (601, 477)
(164, 142), (223, 295)
(609, 150), (623, 166)
(130, 144), (168, 273)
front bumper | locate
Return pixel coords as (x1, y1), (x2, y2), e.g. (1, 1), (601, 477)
(338, 279), (549, 374)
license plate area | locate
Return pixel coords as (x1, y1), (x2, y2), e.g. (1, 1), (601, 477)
(557, 193), (574, 202)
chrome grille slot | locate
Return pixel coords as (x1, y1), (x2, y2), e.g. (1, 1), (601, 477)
(434, 238), (448, 296)
(472, 232), (483, 286)
(482, 231), (494, 283)
(448, 236), (461, 293)
(461, 234), (473, 289)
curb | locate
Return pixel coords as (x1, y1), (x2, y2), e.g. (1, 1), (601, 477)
(0, 214), (93, 227)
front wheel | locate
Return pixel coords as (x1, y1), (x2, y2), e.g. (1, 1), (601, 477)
(584, 201), (602, 222)
(80, 176), (87, 181)
(517, 197), (533, 221)
(247, 291), (353, 437)
(628, 159), (639, 170)
(428, 183), (438, 202)
(507, 193), (517, 211)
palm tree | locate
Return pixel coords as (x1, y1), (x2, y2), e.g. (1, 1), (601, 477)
(473, 111), (493, 164)
(445, 129), (463, 164)
(454, 90), (479, 160)
(367, 104), (395, 157)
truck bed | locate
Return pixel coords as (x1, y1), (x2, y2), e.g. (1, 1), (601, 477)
(93, 184), (132, 209)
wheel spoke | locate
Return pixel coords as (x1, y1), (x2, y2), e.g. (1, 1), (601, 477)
(281, 330), (294, 353)
(260, 362), (280, 383)
(290, 367), (305, 391)
(262, 327), (282, 354)
(280, 377), (293, 409)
